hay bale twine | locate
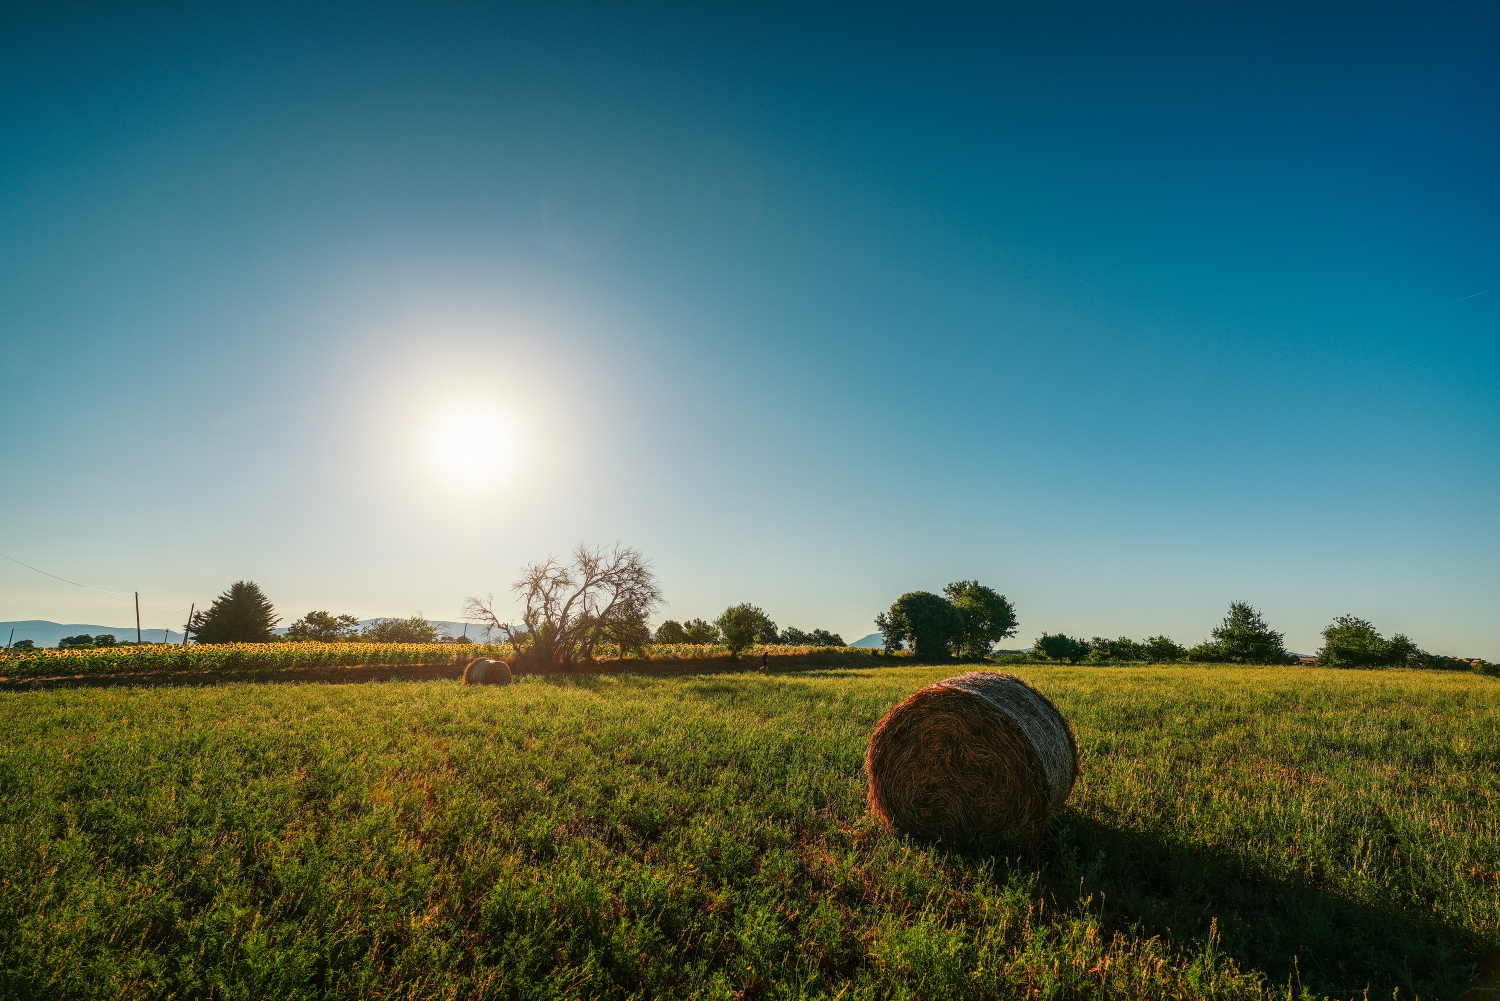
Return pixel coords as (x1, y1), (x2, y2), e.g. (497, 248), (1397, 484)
(462, 658), (512, 686)
(866, 671), (1077, 845)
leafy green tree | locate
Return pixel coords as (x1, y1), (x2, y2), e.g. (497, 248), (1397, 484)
(681, 618), (721, 645)
(756, 615), (781, 645)
(875, 592), (964, 659)
(780, 626), (845, 647)
(943, 581), (1018, 658)
(716, 603), (772, 657)
(189, 582), (280, 644)
(94, 633), (117, 647)
(10, 639), (35, 651)
(1143, 635), (1186, 663)
(1033, 632), (1091, 663)
(362, 614), (438, 644)
(1198, 601), (1292, 664)
(286, 611), (361, 642)
(1087, 636), (1146, 663)
(1318, 615), (1420, 668)
(602, 599), (652, 658)
(653, 620), (689, 644)
(58, 634), (95, 650)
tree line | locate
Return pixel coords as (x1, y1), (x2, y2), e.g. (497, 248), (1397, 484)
(139, 581), (457, 646)
(44, 544), (1484, 673)
(653, 611), (843, 651)
(1017, 601), (1485, 671)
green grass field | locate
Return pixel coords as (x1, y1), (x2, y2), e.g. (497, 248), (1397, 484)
(1, 665), (1495, 999)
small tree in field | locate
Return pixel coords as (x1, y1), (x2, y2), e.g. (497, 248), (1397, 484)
(602, 599), (652, 658)
(653, 620), (689, 644)
(287, 611), (361, 642)
(464, 543), (662, 672)
(717, 603), (773, 657)
(943, 581), (1018, 658)
(363, 614), (438, 643)
(682, 618), (721, 644)
(1318, 615), (1419, 668)
(875, 592), (964, 659)
(1196, 601), (1293, 664)
(190, 581), (279, 643)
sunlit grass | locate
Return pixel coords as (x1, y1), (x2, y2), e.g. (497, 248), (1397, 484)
(0, 664), (1494, 999)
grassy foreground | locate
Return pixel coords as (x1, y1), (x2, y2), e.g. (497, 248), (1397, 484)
(0, 665), (1495, 999)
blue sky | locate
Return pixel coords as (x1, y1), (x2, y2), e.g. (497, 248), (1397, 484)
(2, 2), (1497, 655)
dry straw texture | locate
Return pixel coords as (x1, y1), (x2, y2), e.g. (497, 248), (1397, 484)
(866, 671), (1078, 845)
(462, 658), (513, 686)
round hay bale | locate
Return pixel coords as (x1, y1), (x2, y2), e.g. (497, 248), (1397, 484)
(866, 671), (1077, 845)
(462, 658), (512, 686)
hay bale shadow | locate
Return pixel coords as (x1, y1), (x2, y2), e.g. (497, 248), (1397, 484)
(1002, 811), (1489, 1000)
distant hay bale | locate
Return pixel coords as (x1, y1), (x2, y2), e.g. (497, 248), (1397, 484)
(462, 658), (512, 686)
(866, 671), (1078, 845)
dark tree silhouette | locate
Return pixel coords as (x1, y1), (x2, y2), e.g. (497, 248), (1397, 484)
(875, 591), (964, 659)
(464, 543), (662, 671)
(286, 611), (361, 642)
(189, 581), (279, 643)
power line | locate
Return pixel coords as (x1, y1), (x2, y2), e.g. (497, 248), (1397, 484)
(0, 551), (192, 609)
(0, 552), (135, 595)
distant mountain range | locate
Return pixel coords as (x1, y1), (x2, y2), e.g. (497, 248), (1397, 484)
(849, 632), (884, 648)
(1, 618), (490, 649)
(1, 620), (183, 647)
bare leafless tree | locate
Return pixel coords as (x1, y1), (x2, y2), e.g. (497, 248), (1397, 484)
(463, 542), (662, 671)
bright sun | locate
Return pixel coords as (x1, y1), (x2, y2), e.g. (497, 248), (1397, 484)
(429, 402), (519, 486)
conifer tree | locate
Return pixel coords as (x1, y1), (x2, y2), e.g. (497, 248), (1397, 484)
(189, 581), (280, 643)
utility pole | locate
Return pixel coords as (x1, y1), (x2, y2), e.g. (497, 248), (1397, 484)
(5, 628), (12, 650)
(182, 603), (194, 646)
(135, 592), (142, 645)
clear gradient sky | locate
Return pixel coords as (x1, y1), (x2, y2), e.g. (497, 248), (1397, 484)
(3, 3), (1497, 656)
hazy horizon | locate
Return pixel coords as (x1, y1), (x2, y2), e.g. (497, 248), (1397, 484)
(3, 4), (1497, 657)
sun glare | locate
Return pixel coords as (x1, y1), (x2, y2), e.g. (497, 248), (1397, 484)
(429, 402), (519, 486)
